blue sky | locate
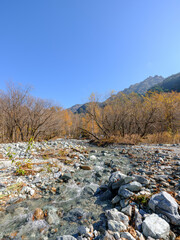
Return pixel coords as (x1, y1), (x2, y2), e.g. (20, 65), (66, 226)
(0, 0), (180, 108)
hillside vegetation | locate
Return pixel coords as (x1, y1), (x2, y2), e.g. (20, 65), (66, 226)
(0, 79), (180, 144)
(120, 75), (164, 94)
(149, 72), (180, 92)
(70, 75), (164, 114)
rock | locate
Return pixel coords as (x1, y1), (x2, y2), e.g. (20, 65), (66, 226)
(80, 165), (92, 170)
(120, 232), (136, 240)
(21, 186), (35, 196)
(112, 195), (121, 204)
(0, 183), (6, 189)
(114, 232), (121, 240)
(120, 199), (129, 208)
(134, 207), (142, 231)
(54, 171), (62, 178)
(105, 208), (129, 227)
(103, 231), (116, 240)
(148, 191), (180, 225)
(46, 209), (60, 225)
(121, 204), (132, 216)
(78, 225), (93, 237)
(61, 173), (72, 182)
(56, 236), (77, 240)
(124, 176), (135, 184)
(33, 208), (44, 220)
(133, 175), (150, 185)
(108, 220), (127, 232)
(82, 184), (99, 196)
(142, 213), (170, 239)
(90, 155), (97, 160)
(109, 171), (126, 184)
(17, 219), (49, 238)
(136, 230), (145, 240)
(118, 188), (134, 198)
(99, 189), (113, 201)
(64, 208), (87, 222)
(125, 181), (142, 192)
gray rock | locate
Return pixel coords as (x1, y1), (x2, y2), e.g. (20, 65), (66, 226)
(99, 189), (113, 201)
(133, 175), (150, 185)
(82, 184), (99, 196)
(114, 232), (120, 240)
(121, 205), (132, 216)
(125, 181), (142, 192)
(120, 199), (129, 208)
(78, 226), (93, 238)
(124, 176), (135, 184)
(103, 231), (116, 240)
(56, 236), (76, 240)
(134, 207), (142, 231)
(118, 188), (134, 198)
(108, 220), (127, 232)
(105, 208), (129, 227)
(54, 171), (62, 178)
(120, 232), (136, 240)
(64, 208), (87, 222)
(46, 209), (60, 225)
(142, 214), (170, 239)
(61, 173), (72, 181)
(112, 195), (121, 204)
(109, 171), (126, 184)
(149, 191), (180, 225)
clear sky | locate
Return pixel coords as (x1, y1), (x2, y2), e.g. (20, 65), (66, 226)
(0, 0), (180, 108)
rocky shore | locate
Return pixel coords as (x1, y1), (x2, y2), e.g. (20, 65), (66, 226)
(0, 139), (179, 239)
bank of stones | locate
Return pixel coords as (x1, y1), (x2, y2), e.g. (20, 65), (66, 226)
(0, 139), (179, 239)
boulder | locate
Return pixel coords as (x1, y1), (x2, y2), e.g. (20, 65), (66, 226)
(108, 220), (127, 232)
(142, 214), (170, 239)
(121, 205), (132, 217)
(125, 181), (142, 192)
(118, 188), (134, 198)
(134, 207), (142, 231)
(109, 171), (126, 185)
(149, 191), (180, 225)
(99, 189), (113, 201)
(105, 208), (129, 227)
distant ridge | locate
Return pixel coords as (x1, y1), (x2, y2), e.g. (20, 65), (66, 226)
(149, 72), (180, 92)
(69, 104), (83, 113)
(120, 75), (164, 95)
(69, 75), (165, 113)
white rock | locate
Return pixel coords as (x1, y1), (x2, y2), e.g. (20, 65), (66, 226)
(90, 155), (97, 160)
(142, 213), (170, 239)
(105, 208), (129, 227)
(120, 232), (136, 240)
(109, 171), (126, 184)
(125, 181), (142, 192)
(108, 220), (127, 232)
(121, 205), (132, 217)
(149, 191), (180, 225)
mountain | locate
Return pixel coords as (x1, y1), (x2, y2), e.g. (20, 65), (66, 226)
(69, 75), (164, 113)
(120, 75), (164, 95)
(69, 104), (83, 113)
(149, 72), (180, 92)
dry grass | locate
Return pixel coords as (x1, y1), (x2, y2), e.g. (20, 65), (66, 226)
(90, 132), (180, 146)
(143, 132), (180, 144)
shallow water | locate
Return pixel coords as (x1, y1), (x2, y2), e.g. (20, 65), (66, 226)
(0, 143), (132, 239)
